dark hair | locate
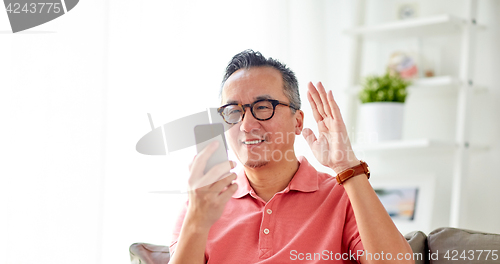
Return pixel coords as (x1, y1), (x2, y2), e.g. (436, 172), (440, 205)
(220, 49), (301, 111)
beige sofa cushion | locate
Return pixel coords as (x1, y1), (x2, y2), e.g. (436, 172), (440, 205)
(405, 231), (428, 264)
(427, 227), (500, 264)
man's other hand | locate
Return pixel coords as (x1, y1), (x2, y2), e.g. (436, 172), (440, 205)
(187, 141), (238, 230)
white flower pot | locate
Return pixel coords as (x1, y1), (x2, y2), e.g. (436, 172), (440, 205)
(357, 102), (405, 144)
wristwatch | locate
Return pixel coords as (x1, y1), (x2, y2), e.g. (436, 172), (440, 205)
(336, 160), (370, 185)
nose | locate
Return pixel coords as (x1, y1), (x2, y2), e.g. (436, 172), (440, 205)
(240, 107), (261, 133)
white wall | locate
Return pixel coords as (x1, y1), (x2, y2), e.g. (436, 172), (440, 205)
(462, 0), (500, 233)
(0, 0), (107, 263)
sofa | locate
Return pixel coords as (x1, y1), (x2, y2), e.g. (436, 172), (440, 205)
(130, 227), (500, 263)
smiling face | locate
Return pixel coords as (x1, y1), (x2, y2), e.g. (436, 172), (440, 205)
(221, 66), (304, 169)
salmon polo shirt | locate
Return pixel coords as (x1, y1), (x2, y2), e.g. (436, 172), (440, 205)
(170, 156), (364, 263)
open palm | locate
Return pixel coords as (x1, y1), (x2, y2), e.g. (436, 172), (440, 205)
(302, 82), (359, 174)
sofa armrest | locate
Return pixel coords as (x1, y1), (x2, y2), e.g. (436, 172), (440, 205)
(405, 231), (429, 264)
(130, 243), (170, 264)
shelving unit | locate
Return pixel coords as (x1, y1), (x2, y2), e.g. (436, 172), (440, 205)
(344, 0), (483, 228)
(344, 14), (466, 39)
(410, 75), (460, 87)
(347, 75), (486, 96)
(346, 76), (460, 94)
(353, 139), (455, 152)
(352, 139), (487, 153)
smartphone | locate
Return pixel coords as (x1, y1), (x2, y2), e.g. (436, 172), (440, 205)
(194, 123), (229, 174)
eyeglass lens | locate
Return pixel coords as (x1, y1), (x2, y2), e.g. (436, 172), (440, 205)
(222, 100), (275, 124)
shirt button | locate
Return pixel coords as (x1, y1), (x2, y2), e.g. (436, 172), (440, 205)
(266, 209), (272, 214)
(263, 228), (270, 234)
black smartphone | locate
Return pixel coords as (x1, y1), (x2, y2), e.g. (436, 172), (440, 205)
(194, 123), (229, 174)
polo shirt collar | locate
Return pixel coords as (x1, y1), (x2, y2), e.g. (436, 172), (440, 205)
(232, 168), (251, 198)
(232, 156), (319, 199)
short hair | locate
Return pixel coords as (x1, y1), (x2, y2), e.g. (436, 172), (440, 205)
(220, 49), (301, 111)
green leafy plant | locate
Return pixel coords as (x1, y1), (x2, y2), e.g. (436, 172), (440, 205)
(358, 72), (410, 103)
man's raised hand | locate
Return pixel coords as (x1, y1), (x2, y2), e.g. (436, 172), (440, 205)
(302, 82), (359, 173)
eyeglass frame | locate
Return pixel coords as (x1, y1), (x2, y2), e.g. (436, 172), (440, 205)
(217, 99), (298, 125)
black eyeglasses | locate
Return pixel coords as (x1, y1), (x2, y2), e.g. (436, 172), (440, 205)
(217, 99), (297, 125)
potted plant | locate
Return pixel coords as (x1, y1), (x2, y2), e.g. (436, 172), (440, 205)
(357, 72), (410, 143)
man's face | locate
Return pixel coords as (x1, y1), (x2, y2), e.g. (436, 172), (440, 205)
(221, 67), (303, 169)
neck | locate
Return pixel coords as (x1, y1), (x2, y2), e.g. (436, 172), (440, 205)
(244, 155), (300, 203)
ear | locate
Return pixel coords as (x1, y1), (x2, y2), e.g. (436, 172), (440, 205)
(294, 110), (304, 135)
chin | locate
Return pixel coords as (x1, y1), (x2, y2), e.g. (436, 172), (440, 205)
(239, 151), (270, 169)
(244, 160), (269, 169)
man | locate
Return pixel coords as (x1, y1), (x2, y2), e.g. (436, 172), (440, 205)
(169, 50), (414, 263)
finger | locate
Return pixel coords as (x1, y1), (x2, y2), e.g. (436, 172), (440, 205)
(189, 141), (220, 185)
(190, 160), (235, 190)
(327, 90), (344, 122)
(210, 172), (237, 194)
(307, 82), (327, 118)
(316, 82), (333, 117)
(218, 182), (238, 204)
(307, 91), (323, 123)
(188, 155), (197, 171)
(302, 128), (317, 148)
(191, 141), (219, 174)
(209, 160), (236, 182)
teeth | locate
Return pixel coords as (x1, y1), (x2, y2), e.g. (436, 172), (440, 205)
(243, 140), (263, 145)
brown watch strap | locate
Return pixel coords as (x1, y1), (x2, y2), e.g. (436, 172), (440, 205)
(336, 160), (370, 185)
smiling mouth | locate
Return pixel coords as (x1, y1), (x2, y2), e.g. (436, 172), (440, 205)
(242, 139), (265, 145)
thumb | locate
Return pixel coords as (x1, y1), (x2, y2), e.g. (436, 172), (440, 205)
(302, 128), (317, 148)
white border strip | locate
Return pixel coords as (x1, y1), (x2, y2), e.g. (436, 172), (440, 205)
(61, 0), (68, 14)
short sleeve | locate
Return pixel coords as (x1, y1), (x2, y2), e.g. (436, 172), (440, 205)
(169, 201), (188, 255)
(342, 199), (364, 263)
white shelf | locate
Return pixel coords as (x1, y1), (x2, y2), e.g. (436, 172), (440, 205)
(345, 76), (486, 95)
(352, 139), (455, 152)
(353, 139), (488, 152)
(407, 76), (461, 94)
(343, 14), (482, 40)
(410, 76), (460, 87)
(345, 76), (460, 95)
(408, 76), (487, 93)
